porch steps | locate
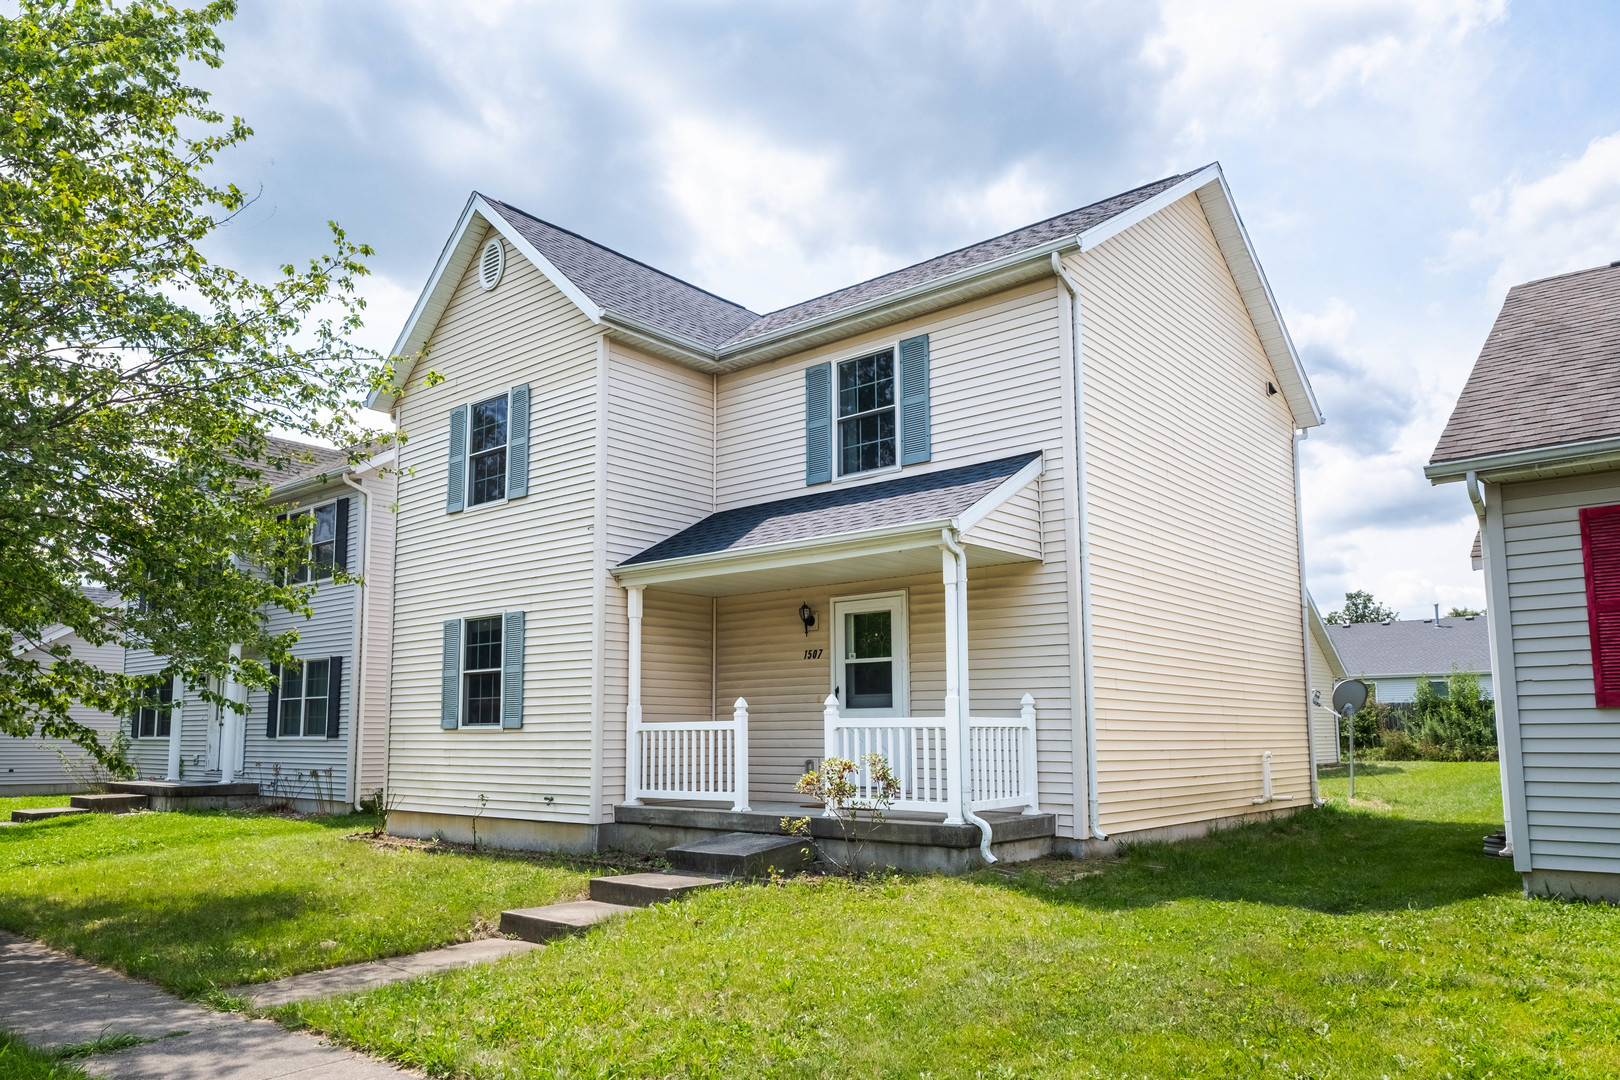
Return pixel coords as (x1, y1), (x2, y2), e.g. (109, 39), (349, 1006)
(666, 832), (815, 877)
(500, 872), (726, 944)
(69, 793), (148, 814)
(10, 806), (89, 823)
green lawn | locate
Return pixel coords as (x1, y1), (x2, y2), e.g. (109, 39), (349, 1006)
(0, 809), (595, 1000)
(0, 1030), (90, 1080)
(0, 795), (86, 815)
(273, 763), (1620, 1079)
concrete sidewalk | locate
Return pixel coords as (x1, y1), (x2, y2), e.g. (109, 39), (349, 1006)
(0, 932), (417, 1078)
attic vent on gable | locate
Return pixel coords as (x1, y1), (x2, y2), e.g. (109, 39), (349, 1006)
(479, 237), (505, 291)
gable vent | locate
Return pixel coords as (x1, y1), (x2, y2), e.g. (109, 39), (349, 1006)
(478, 237), (505, 291)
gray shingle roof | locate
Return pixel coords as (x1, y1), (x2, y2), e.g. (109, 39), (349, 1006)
(1326, 616), (1492, 678)
(481, 197), (761, 349)
(484, 168), (1202, 355)
(1431, 262), (1620, 465)
(620, 452), (1041, 567)
(252, 436), (351, 489)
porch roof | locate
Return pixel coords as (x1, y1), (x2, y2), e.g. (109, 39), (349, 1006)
(614, 451), (1044, 595)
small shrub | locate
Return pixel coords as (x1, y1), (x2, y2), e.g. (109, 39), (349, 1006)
(1380, 727), (1419, 761)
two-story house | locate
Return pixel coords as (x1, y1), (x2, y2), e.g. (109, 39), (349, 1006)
(373, 162), (1326, 864)
(120, 438), (396, 813)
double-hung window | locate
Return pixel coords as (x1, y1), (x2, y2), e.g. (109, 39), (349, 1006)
(838, 349), (897, 476)
(279, 659), (331, 737)
(462, 616), (504, 725)
(468, 395), (509, 506)
(279, 500), (345, 584)
(133, 677), (174, 738)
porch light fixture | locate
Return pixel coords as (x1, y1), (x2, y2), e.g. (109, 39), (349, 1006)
(799, 602), (817, 635)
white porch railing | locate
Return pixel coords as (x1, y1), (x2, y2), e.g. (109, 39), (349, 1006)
(626, 699), (751, 812)
(822, 693), (1039, 818)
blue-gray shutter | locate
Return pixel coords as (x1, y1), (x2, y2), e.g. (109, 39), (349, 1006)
(501, 610), (525, 729)
(334, 497), (351, 573)
(507, 384), (530, 500)
(804, 362), (833, 485)
(898, 334), (931, 466)
(446, 406), (467, 514)
(130, 700), (142, 739)
(326, 655), (343, 739)
(441, 620), (461, 729)
(267, 663), (280, 739)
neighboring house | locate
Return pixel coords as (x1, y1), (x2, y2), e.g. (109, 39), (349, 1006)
(1306, 595), (1348, 765)
(1, 589), (124, 796)
(1326, 614), (1493, 704)
(1426, 261), (1620, 901)
(121, 438), (397, 812)
(372, 161), (1326, 862)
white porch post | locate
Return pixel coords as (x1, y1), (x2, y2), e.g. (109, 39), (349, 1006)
(941, 546), (965, 825)
(625, 586), (644, 806)
(1020, 693), (1041, 815)
(220, 643), (242, 785)
(822, 694), (840, 818)
(732, 697), (751, 812)
(164, 692), (183, 782)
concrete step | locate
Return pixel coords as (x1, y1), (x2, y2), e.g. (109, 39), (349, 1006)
(588, 871), (725, 908)
(500, 900), (635, 943)
(665, 832), (816, 878)
(10, 806), (89, 823)
(69, 793), (148, 814)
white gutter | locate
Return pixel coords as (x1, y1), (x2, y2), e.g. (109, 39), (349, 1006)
(1427, 434), (1620, 484)
(941, 527), (995, 864)
(1051, 254), (1106, 841)
(1295, 431), (1319, 805)
(339, 471), (369, 811)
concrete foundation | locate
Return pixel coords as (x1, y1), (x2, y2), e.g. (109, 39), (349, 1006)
(1056, 801), (1309, 858)
(106, 780), (259, 811)
(1523, 868), (1620, 904)
(387, 809), (599, 853)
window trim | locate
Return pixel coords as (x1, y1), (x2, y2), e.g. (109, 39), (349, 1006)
(834, 344), (902, 480)
(829, 589), (910, 718)
(459, 613), (505, 728)
(279, 498), (342, 584)
(464, 391), (512, 511)
(277, 658), (333, 739)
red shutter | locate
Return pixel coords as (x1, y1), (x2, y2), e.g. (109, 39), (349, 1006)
(1579, 504), (1620, 708)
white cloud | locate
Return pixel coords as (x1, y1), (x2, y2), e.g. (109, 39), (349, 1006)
(1451, 131), (1620, 296)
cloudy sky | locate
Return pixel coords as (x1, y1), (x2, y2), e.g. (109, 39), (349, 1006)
(197, 0), (1620, 618)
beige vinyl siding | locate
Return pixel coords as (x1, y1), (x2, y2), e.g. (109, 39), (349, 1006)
(2, 633), (124, 793)
(1498, 472), (1620, 874)
(1072, 192), (1309, 835)
(601, 343), (717, 816)
(963, 480), (1044, 561)
(388, 223), (602, 824)
(703, 281), (1078, 830)
(1307, 622), (1341, 765)
(357, 464), (397, 799)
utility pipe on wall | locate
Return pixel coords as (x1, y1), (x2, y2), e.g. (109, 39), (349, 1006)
(943, 528), (996, 863)
(1295, 430), (1320, 805)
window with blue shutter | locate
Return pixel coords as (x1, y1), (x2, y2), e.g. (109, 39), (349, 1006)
(502, 610), (525, 729)
(507, 384), (530, 499)
(898, 334), (932, 465)
(446, 406), (467, 514)
(441, 620), (461, 729)
(805, 363), (833, 485)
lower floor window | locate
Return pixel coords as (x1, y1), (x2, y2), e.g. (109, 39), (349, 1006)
(279, 659), (331, 737)
(463, 616), (503, 725)
(134, 677), (174, 738)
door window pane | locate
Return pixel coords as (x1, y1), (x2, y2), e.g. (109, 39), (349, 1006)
(843, 610), (894, 709)
(846, 611), (892, 659)
(846, 660), (893, 709)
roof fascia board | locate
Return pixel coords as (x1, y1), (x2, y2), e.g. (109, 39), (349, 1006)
(12, 621), (78, 658)
(1340, 668), (1491, 680)
(951, 453), (1045, 532)
(368, 194), (606, 412)
(270, 467), (356, 503)
(1307, 595), (1348, 675)
(1194, 173), (1324, 429)
(1074, 164), (1223, 254)
(600, 314), (725, 370)
(1425, 435), (1620, 484)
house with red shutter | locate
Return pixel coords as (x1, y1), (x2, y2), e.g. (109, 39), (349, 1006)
(1427, 261), (1620, 901)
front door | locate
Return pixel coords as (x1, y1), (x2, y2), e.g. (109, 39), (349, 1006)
(830, 591), (909, 717)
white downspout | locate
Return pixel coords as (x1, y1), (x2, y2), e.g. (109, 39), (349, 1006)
(1468, 470), (1513, 858)
(1051, 253), (1106, 841)
(340, 471), (368, 811)
(1295, 431), (1319, 805)
(943, 527), (996, 863)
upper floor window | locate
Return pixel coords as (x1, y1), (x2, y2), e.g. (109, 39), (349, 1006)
(279, 658), (331, 737)
(469, 395), (508, 506)
(285, 502), (339, 583)
(132, 676), (174, 738)
(463, 615), (504, 725)
(838, 349), (896, 475)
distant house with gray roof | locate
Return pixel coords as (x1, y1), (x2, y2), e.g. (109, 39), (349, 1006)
(1326, 614), (1493, 704)
(369, 162), (1330, 866)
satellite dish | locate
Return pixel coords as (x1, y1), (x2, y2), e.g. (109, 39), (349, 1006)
(1332, 679), (1368, 716)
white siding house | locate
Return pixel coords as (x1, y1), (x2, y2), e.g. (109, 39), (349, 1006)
(1427, 262), (1620, 900)
(1326, 615), (1493, 704)
(375, 163), (1326, 860)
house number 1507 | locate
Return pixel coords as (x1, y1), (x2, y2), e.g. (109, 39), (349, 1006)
(803, 648), (824, 660)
